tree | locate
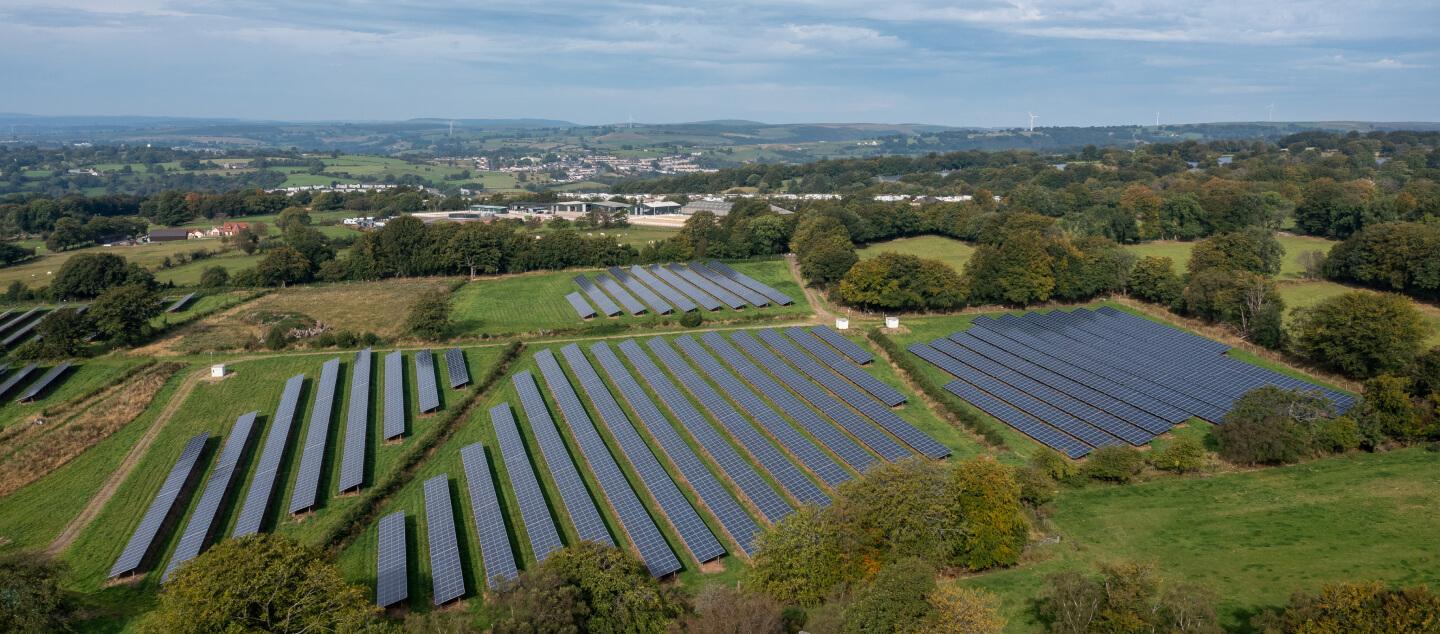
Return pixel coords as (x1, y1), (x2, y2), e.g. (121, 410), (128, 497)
(51, 252), (155, 299)
(841, 559), (936, 634)
(1409, 347), (1440, 397)
(679, 586), (787, 634)
(0, 241), (36, 266)
(1214, 386), (1338, 465)
(283, 225), (334, 271)
(144, 535), (383, 634)
(199, 265), (229, 288)
(255, 247), (312, 286)
(90, 283), (162, 345)
(231, 226), (262, 255)
(1127, 256), (1183, 305)
(1180, 270), (1285, 347)
(798, 233), (857, 285)
(1187, 228), (1283, 276)
(1297, 249), (1327, 280)
(1291, 291), (1427, 378)
(406, 289), (452, 340)
(275, 206), (312, 229)
(838, 252), (967, 312)
(1150, 437), (1208, 473)
(1039, 562), (1221, 634)
(1354, 375), (1428, 443)
(27, 307), (94, 358)
(444, 221), (514, 277)
(45, 216), (89, 251)
(0, 551), (70, 632)
(749, 506), (856, 605)
(492, 542), (685, 634)
(949, 456), (1028, 569)
(918, 585), (1006, 634)
(1254, 582), (1440, 633)
(965, 231), (1055, 305)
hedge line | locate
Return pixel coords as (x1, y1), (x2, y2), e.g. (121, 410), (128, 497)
(867, 327), (1008, 448)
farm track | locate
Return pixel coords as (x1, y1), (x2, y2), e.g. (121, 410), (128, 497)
(46, 365), (208, 556)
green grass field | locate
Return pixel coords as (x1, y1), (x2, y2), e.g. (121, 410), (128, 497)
(0, 356), (149, 433)
(449, 259), (813, 338)
(858, 235), (977, 273)
(1122, 233), (1339, 281)
(964, 447), (1440, 632)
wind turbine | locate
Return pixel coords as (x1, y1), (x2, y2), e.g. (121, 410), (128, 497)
(448, 120), (455, 137)
(1266, 103), (1275, 122)
(1155, 112), (1160, 127)
(1027, 112), (1038, 132)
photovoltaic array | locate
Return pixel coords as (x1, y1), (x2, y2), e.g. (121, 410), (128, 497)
(630, 265), (697, 312)
(783, 327), (905, 406)
(910, 308), (1354, 458)
(667, 263), (744, 309)
(810, 325), (873, 364)
(444, 348), (471, 388)
(574, 275), (622, 317)
(690, 261), (770, 307)
(290, 357), (339, 514)
(608, 266), (673, 315)
(383, 351), (405, 440)
(648, 264), (722, 311)
(488, 403), (564, 561)
(511, 371), (614, 547)
(706, 260), (793, 305)
(423, 475), (466, 605)
(566, 292), (597, 319)
(338, 348), (372, 493)
(15, 361), (73, 403)
(416, 349), (441, 413)
(109, 433), (208, 579)
(570, 262), (793, 320)
(0, 363), (38, 400)
(375, 512), (407, 607)
(166, 292), (196, 313)
(459, 443), (518, 588)
(232, 374), (304, 537)
(165, 411), (258, 581)
(594, 273), (647, 315)
(537, 347), (682, 577)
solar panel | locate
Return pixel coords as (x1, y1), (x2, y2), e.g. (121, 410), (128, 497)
(488, 403), (564, 562)
(415, 350), (441, 413)
(630, 265), (697, 312)
(338, 348), (372, 493)
(574, 275), (623, 317)
(675, 335), (850, 488)
(594, 274), (647, 315)
(648, 265), (723, 311)
(290, 358), (339, 514)
(0, 363), (37, 400)
(646, 337), (828, 507)
(783, 327), (905, 406)
(423, 475), (466, 604)
(594, 342), (761, 555)
(1, 310), (46, 347)
(668, 264), (745, 309)
(563, 344), (725, 563)
(384, 351), (406, 440)
(706, 260), (794, 305)
(727, 331), (911, 462)
(536, 347), (682, 577)
(810, 325), (873, 364)
(232, 374), (305, 537)
(375, 512), (408, 607)
(617, 338), (792, 525)
(699, 332), (876, 473)
(610, 266), (674, 315)
(0, 307), (45, 338)
(689, 261), (770, 307)
(15, 361), (72, 403)
(459, 443), (518, 588)
(164, 411), (258, 582)
(756, 330), (950, 460)
(444, 348), (471, 389)
(566, 292), (597, 319)
(109, 433), (208, 578)
(511, 371), (614, 547)
(166, 292), (196, 313)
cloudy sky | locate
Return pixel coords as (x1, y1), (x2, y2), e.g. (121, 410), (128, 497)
(1, 0), (1436, 126)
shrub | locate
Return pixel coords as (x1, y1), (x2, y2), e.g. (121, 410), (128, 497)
(405, 288), (452, 340)
(1291, 291), (1428, 378)
(678, 586), (787, 634)
(1355, 375), (1429, 443)
(361, 332), (380, 346)
(1214, 386), (1340, 464)
(841, 559), (936, 634)
(199, 265), (230, 288)
(838, 252), (967, 311)
(1127, 255), (1183, 306)
(1253, 582), (1440, 633)
(491, 542), (685, 634)
(1039, 561), (1221, 634)
(680, 310), (703, 328)
(0, 551), (70, 632)
(1082, 446), (1144, 483)
(264, 325), (288, 350)
(1016, 466), (1058, 506)
(918, 585), (1006, 634)
(1150, 437), (1208, 473)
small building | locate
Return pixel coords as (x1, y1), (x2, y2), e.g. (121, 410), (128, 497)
(210, 364), (227, 378)
(469, 204), (507, 214)
(680, 200), (792, 216)
(147, 228), (190, 242)
(633, 201), (681, 215)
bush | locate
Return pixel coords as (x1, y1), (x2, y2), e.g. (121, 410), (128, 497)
(1291, 291), (1428, 378)
(918, 585), (1006, 634)
(491, 542), (685, 634)
(838, 252), (967, 311)
(0, 551), (70, 632)
(1082, 446), (1144, 482)
(841, 559), (936, 634)
(1127, 255), (1183, 306)
(1355, 375), (1430, 443)
(680, 310), (703, 328)
(1214, 386), (1338, 465)
(1038, 561), (1221, 634)
(1253, 582), (1440, 633)
(405, 288), (453, 340)
(265, 325), (288, 350)
(678, 586), (787, 634)
(361, 332), (380, 346)
(1150, 437), (1208, 473)
(199, 265), (229, 288)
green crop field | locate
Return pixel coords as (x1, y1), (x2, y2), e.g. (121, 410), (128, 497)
(858, 235), (977, 273)
(0, 241), (224, 289)
(449, 259), (813, 338)
(963, 447), (1440, 632)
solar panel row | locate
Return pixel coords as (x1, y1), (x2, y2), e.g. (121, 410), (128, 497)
(629, 265), (697, 312)
(563, 344), (725, 563)
(1, 310), (47, 347)
(537, 347), (682, 577)
(610, 266), (674, 315)
(699, 332), (877, 474)
(649, 264), (722, 311)
(232, 374), (305, 537)
(566, 292), (597, 319)
(423, 475), (467, 605)
(646, 337), (829, 507)
(594, 342), (762, 555)
(444, 348), (471, 389)
(511, 371), (614, 547)
(165, 411), (258, 582)
(689, 262), (770, 307)
(727, 331), (912, 462)
(594, 274), (648, 315)
(810, 325), (873, 364)
(384, 351), (406, 440)
(290, 357), (339, 514)
(488, 403), (564, 562)
(416, 350), (441, 413)
(675, 335), (851, 489)
(166, 292), (196, 313)
(375, 512), (408, 607)
(459, 443), (518, 588)
(16, 361), (71, 402)
(783, 327), (905, 406)
(574, 275), (623, 317)
(0, 363), (37, 400)
(338, 349), (372, 493)
(757, 330), (950, 459)
(667, 264), (745, 309)
(705, 260), (794, 305)
(109, 433), (209, 578)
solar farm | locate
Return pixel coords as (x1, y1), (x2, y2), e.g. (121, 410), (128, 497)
(566, 260), (795, 319)
(909, 307), (1354, 458)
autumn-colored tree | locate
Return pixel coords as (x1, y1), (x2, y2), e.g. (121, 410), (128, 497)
(1254, 582), (1440, 633)
(918, 585), (1006, 634)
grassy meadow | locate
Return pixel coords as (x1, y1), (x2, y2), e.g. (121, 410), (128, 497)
(858, 235), (977, 273)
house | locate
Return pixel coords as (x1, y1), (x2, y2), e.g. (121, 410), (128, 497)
(679, 200), (793, 216)
(147, 228), (190, 242)
(216, 221), (250, 237)
(632, 201), (682, 215)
